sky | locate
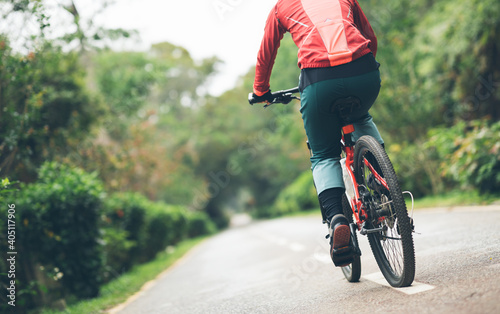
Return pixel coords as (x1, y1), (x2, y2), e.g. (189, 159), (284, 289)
(89, 0), (279, 95)
(0, 0), (282, 95)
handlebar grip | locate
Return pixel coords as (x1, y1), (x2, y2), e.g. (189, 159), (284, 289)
(248, 87), (299, 106)
(276, 87), (300, 94)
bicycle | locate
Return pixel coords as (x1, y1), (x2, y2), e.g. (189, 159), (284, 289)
(249, 87), (416, 287)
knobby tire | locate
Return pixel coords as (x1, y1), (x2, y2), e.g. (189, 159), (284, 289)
(353, 135), (415, 287)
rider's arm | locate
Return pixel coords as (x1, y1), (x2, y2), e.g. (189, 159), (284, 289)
(353, 0), (377, 58)
(253, 5), (286, 96)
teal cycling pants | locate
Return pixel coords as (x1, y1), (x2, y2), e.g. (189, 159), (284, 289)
(299, 69), (384, 195)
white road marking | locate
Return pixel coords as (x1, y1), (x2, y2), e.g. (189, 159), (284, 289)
(363, 272), (436, 295)
(253, 229), (306, 252)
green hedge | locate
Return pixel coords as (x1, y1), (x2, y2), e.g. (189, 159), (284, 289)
(1, 162), (217, 312)
(426, 120), (500, 194)
(389, 119), (500, 196)
(186, 211), (217, 238)
(101, 193), (148, 272)
(142, 202), (188, 261)
(16, 162), (104, 301)
(101, 193), (216, 277)
(257, 171), (319, 218)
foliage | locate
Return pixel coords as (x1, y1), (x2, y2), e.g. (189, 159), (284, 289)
(3, 162), (215, 311)
(1, 1), (499, 309)
(426, 120), (500, 194)
(264, 171), (318, 218)
(101, 192), (215, 276)
(0, 177), (16, 202)
(186, 211), (217, 238)
(143, 203), (189, 261)
(70, 42), (219, 206)
(191, 34), (309, 223)
(16, 162), (104, 302)
(389, 119), (500, 196)
(0, 38), (100, 181)
(360, 0), (500, 145)
(387, 142), (444, 197)
(100, 227), (135, 280)
(92, 50), (161, 138)
(100, 193), (147, 275)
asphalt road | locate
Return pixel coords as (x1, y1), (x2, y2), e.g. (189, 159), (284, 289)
(111, 206), (500, 314)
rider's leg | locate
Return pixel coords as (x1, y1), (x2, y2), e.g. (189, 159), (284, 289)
(300, 78), (345, 206)
(318, 187), (344, 222)
(351, 114), (384, 145)
(342, 70), (385, 181)
(300, 78), (352, 265)
(342, 69), (384, 145)
(300, 68), (383, 266)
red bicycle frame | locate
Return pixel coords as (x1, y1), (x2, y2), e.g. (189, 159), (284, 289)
(341, 124), (389, 229)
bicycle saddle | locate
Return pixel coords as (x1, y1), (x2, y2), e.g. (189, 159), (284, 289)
(331, 96), (361, 123)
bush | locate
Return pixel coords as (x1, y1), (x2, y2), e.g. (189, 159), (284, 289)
(16, 162), (104, 301)
(186, 211), (216, 238)
(426, 120), (500, 194)
(142, 203), (188, 260)
(102, 192), (216, 267)
(269, 171), (319, 217)
(387, 142), (444, 197)
(101, 193), (149, 272)
(100, 227), (135, 280)
(3, 164), (218, 311)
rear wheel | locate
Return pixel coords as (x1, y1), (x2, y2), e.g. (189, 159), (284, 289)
(341, 194), (361, 282)
(354, 135), (415, 287)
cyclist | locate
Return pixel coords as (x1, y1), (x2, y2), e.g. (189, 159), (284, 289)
(251, 0), (384, 266)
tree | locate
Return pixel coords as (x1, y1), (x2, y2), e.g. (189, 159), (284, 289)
(0, 37), (100, 181)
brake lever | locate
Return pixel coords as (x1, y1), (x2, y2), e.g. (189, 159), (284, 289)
(264, 95), (300, 107)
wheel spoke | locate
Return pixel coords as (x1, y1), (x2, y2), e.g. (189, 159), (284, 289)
(354, 136), (415, 287)
(380, 219), (405, 276)
(362, 153), (406, 278)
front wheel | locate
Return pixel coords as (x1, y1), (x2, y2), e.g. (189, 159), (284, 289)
(341, 194), (361, 282)
(354, 135), (415, 287)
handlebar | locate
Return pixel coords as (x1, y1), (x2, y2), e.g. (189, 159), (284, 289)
(248, 87), (300, 108)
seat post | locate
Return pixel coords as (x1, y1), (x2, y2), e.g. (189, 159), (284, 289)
(342, 124), (355, 147)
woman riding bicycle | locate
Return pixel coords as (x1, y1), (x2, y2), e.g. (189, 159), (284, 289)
(251, 0), (385, 265)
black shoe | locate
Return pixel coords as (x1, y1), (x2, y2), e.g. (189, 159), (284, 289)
(329, 214), (353, 267)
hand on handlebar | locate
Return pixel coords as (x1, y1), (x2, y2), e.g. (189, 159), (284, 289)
(251, 90), (274, 105)
(248, 87), (300, 107)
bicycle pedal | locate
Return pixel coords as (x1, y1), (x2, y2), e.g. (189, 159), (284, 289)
(331, 246), (355, 267)
(332, 246), (351, 255)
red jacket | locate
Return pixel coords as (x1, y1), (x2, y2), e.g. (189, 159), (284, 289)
(253, 0), (377, 95)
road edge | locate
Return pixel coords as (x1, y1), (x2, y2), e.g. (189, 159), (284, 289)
(105, 237), (209, 313)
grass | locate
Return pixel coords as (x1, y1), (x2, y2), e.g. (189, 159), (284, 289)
(412, 190), (500, 209)
(272, 190), (500, 220)
(40, 236), (207, 314)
